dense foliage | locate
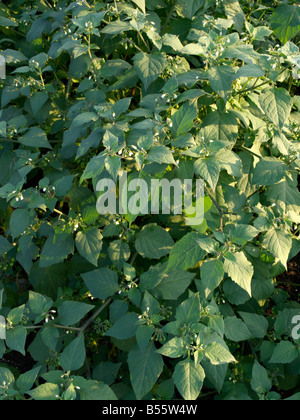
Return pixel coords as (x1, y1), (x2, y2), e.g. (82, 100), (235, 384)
(0, 0), (300, 401)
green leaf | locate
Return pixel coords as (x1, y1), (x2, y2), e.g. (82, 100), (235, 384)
(194, 158), (221, 191)
(224, 252), (254, 297)
(200, 111), (239, 143)
(200, 259), (224, 298)
(82, 267), (119, 300)
(16, 367), (41, 394)
(269, 341), (299, 364)
(27, 383), (60, 400)
(135, 224), (174, 259)
(171, 101), (198, 136)
(157, 337), (185, 358)
(80, 154), (106, 183)
(262, 228), (292, 269)
(107, 313), (139, 340)
(57, 301), (94, 326)
(0, 236), (13, 254)
(208, 65), (235, 102)
(19, 127), (52, 149)
(238, 312), (268, 339)
(131, 0), (146, 13)
(146, 145), (177, 165)
(79, 381), (117, 400)
(60, 335), (86, 371)
(128, 342), (164, 400)
(10, 209), (32, 240)
(176, 293), (202, 325)
(167, 233), (210, 271)
(271, 5), (300, 44)
(259, 88), (292, 129)
(134, 53), (167, 90)
(108, 240), (131, 270)
(224, 0), (245, 33)
(75, 228), (103, 267)
(101, 20), (132, 35)
(173, 358), (205, 400)
(229, 224), (260, 246)
(251, 361), (272, 395)
(6, 325), (27, 355)
(175, 0), (205, 20)
(40, 232), (74, 268)
(253, 157), (287, 186)
(224, 317), (252, 342)
(204, 342), (236, 365)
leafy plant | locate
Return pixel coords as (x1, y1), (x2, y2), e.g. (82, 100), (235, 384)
(0, 0), (300, 401)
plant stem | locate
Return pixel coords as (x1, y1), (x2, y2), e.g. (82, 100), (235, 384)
(79, 298), (112, 336)
(25, 324), (81, 332)
(162, 0), (178, 35)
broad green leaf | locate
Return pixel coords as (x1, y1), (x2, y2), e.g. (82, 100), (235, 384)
(146, 145), (177, 165)
(269, 341), (299, 364)
(128, 343), (164, 400)
(175, 0), (205, 20)
(140, 263), (195, 300)
(19, 127), (52, 149)
(82, 267), (119, 300)
(173, 358), (205, 400)
(253, 157), (287, 186)
(262, 228), (292, 268)
(9, 209), (32, 240)
(79, 381), (117, 400)
(204, 342), (236, 365)
(6, 325), (27, 355)
(229, 224), (260, 246)
(60, 335), (86, 371)
(251, 361), (272, 395)
(224, 317), (252, 342)
(27, 383), (60, 400)
(16, 367), (41, 394)
(271, 5), (300, 44)
(167, 232), (208, 271)
(224, 252), (254, 297)
(131, 0), (145, 13)
(135, 224), (174, 259)
(224, 0), (245, 33)
(208, 65), (235, 102)
(238, 312), (268, 339)
(194, 158), (221, 191)
(176, 293), (202, 325)
(156, 337), (185, 358)
(40, 232), (74, 268)
(259, 88), (292, 129)
(108, 240), (131, 270)
(200, 259), (224, 298)
(134, 53), (167, 90)
(200, 111), (239, 143)
(265, 179), (300, 214)
(101, 20), (132, 35)
(75, 228), (103, 266)
(0, 236), (13, 254)
(171, 101), (198, 136)
(80, 154), (106, 183)
(106, 313), (139, 340)
(57, 301), (94, 326)
(136, 325), (154, 352)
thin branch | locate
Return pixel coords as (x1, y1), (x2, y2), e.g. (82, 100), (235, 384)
(162, 0), (178, 35)
(79, 298), (112, 336)
(25, 324), (81, 332)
